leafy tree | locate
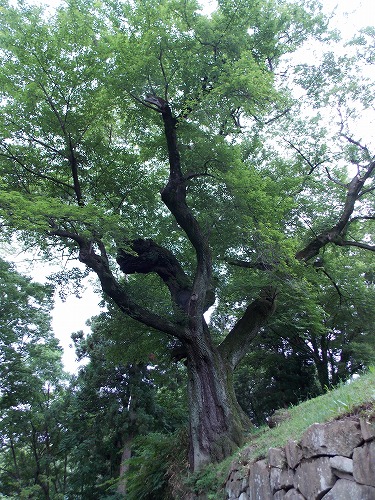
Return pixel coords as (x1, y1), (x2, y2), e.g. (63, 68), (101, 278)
(227, 243), (375, 421)
(66, 307), (187, 498)
(0, 0), (374, 470)
(0, 258), (68, 498)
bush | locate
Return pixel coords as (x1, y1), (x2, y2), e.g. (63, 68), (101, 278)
(126, 430), (189, 500)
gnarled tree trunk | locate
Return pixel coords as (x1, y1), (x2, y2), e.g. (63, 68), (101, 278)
(185, 331), (249, 469)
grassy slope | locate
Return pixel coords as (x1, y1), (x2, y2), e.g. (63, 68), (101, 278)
(191, 369), (375, 498)
(242, 368), (375, 461)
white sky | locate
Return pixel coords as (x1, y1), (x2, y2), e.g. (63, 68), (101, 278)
(3, 0), (375, 373)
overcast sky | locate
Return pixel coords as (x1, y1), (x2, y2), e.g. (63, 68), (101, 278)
(4, 0), (375, 372)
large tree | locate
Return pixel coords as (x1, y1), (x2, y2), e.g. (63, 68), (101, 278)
(0, 0), (374, 470)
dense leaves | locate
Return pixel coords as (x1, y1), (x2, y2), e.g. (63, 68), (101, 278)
(0, 0), (374, 477)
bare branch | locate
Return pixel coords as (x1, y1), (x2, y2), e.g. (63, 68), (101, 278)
(225, 257), (275, 271)
(49, 228), (187, 339)
(341, 132), (371, 156)
(284, 140), (327, 174)
(296, 161), (375, 261)
(324, 167), (346, 187)
(263, 106), (291, 125)
(158, 46), (170, 101)
(0, 146), (75, 192)
(38, 82), (67, 135)
(350, 215), (375, 223)
(128, 92), (163, 113)
(359, 184), (375, 197)
(184, 171), (216, 181)
(319, 268), (343, 306)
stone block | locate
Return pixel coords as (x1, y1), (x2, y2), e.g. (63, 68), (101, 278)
(268, 447), (287, 468)
(273, 490), (286, 499)
(249, 459), (272, 500)
(300, 420), (363, 458)
(329, 456), (353, 474)
(285, 440), (303, 469)
(284, 489), (305, 499)
(360, 418), (375, 442)
(239, 493), (249, 500)
(329, 455), (354, 480)
(268, 409), (291, 428)
(270, 467), (294, 493)
(353, 441), (375, 487)
(321, 478), (375, 500)
(294, 457), (336, 499)
(226, 468), (248, 499)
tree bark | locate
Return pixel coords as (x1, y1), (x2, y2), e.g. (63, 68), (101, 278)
(117, 437), (132, 496)
(184, 325), (250, 470)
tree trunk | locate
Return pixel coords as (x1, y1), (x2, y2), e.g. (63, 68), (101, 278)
(117, 438), (132, 496)
(315, 358), (330, 390)
(184, 331), (250, 470)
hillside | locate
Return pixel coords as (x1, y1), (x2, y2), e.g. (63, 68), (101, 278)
(190, 369), (375, 499)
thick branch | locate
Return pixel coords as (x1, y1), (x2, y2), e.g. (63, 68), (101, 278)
(117, 238), (192, 312)
(350, 215), (375, 223)
(218, 286), (277, 370)
(335, 239), (375, 252)
(150, 97), (212, 317)
(50, 229), (186, 340)
(296, 161), (375, 261)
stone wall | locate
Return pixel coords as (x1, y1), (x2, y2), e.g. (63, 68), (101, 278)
(225, 416), (375, 499)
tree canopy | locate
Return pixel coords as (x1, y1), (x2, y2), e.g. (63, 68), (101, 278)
(0, 0), (374, 473)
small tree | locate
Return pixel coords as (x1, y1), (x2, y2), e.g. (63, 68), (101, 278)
(67, 309), (187, 497)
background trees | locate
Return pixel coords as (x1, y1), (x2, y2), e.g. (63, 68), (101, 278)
(0, 260), (188, 498)
(0, 0), (374, 476)
(66, 308), (188, 498)
(0, 258), (68, 498)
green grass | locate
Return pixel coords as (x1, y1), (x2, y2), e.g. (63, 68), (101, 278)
(240, 368), (375, 462)
(190, 368), (375, 498)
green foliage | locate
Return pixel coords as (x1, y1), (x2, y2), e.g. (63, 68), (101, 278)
(0, 0), (374, 487)
(233, 249), (375, 418)
(186, 454), (233, 499)
(125, 430), (188, 500)
(0, 258), (69, 498)
(64, 305), (188, 498)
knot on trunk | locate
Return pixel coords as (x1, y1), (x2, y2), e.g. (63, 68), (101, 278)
(116, 238), (192, 310)
(256, 285), (278, 317)
(145, 94), (169, 113)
